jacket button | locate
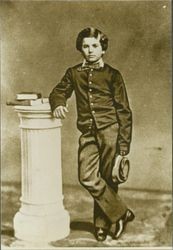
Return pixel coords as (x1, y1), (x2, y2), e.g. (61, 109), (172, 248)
(91, 103), (94, 106)
(89, 89), (92, 92)
(92, 110), (95, 114)
(89, 81), (92, 84)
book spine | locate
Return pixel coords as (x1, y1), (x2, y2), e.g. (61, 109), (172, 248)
(6, 98), (43, 106)
(6, 100), (31, 106)
(16, 93), (42, 100)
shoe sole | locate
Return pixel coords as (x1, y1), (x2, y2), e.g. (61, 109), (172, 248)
(114, 211), (135, 239)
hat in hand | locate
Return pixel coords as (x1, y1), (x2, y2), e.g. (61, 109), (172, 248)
(112, 155), (130, 184)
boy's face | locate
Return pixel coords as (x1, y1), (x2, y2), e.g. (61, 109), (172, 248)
(81, 36), (104, 63)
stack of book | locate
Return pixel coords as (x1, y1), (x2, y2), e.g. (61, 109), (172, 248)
(6, 92), (49, 106)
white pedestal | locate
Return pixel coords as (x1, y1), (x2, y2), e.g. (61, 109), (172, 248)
(13, 103), (70, 242)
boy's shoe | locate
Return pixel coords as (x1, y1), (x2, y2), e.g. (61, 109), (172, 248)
(94, 227), (108, 241)
(113, 209), (135, 239)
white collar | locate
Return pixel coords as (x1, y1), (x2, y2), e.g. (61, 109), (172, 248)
(82, 58), (104, 68)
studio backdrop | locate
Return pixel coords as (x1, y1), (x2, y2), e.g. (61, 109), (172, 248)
(1, 0), (172, 192)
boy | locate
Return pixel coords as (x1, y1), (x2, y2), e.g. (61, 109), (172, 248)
(49, 27), (134, 241)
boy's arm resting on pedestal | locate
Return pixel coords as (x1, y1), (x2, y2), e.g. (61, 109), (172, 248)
(112, 71), (132, 155)
(49, 68), (74, 117)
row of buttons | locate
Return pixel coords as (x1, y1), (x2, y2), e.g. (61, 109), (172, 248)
(88, 69), (95, 129)
(88, 118), (93, 129)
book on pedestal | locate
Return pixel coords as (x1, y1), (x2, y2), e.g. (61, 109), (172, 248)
(6, 98), (49, 106)
(16, 92), (42, 100)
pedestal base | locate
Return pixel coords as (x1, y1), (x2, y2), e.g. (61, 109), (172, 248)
(14, 209), (70, 242)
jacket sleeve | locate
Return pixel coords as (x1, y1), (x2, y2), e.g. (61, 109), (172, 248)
(112, 70), (132, 153)
(49, 68), (74, 112)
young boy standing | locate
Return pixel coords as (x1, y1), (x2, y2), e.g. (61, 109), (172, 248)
(49, 27), (134, 241)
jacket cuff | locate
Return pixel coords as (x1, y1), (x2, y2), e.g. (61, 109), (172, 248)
(49, 96), (66, 113)
(119, 144), (129, 153)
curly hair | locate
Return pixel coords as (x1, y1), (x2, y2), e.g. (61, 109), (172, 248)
(76, 27), (108, 52)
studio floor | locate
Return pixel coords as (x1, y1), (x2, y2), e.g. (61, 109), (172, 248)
(1, 183), (172, 249)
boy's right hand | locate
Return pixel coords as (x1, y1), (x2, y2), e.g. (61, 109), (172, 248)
(53, 105), (68, 119)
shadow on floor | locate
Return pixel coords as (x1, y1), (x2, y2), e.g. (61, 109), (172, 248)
(1, 228), (14, 238)
(70, 221), (94, 234)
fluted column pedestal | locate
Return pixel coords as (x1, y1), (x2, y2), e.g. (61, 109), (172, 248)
(13, 103), (70, 242)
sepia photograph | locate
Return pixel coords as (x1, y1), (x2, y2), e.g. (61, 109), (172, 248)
(1, 0), (172, 249)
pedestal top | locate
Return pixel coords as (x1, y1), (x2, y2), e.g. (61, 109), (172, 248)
(14, 103), (62, 128)
(14, 103), (51, 113)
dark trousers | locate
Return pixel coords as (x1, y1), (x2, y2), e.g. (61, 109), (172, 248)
(78, 123), (127, 229)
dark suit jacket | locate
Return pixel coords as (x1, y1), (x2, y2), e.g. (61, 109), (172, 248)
(49, 63), (132, 153)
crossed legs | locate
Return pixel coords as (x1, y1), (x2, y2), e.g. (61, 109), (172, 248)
(78, 123), (127, 230)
